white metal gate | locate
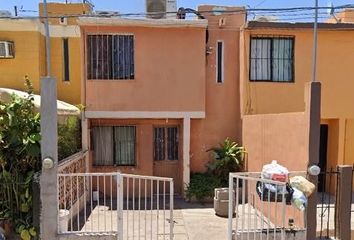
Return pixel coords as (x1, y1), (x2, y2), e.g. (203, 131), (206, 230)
(57, 172), (174, 239)
(228, 172), (307, 240)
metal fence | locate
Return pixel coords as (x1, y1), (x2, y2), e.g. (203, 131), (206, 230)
(57, 172), (174, 239)
(317, 169), (338, 239)
(228, 172), (307, 240)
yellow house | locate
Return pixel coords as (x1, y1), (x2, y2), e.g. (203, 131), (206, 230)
(0, 2), (92, 104)
(240, 13), (354, 183)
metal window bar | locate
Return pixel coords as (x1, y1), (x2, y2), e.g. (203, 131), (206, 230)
(86, 34), (134, 80)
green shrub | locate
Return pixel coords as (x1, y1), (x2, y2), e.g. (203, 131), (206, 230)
(207, 138), (246, 186)
(58, 116), (81, 160)
(185, 173), (222, 203)
(0, 79), (40, 239)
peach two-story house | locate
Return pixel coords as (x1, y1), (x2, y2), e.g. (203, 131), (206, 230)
(79, 6), (246, 194)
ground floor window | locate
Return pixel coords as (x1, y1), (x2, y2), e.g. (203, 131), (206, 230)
(92, 126), (136, 166)
(154, 126), (179, 161)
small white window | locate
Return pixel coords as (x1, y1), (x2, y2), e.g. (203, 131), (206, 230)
(0, 41), (14, 58)
(216, 41), (224, 83)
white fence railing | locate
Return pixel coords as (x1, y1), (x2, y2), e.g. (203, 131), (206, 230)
(57, 172), (174, 239)
(228, 172), (307, 240)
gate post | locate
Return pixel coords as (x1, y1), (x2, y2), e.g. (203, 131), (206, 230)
(117, 173), (123, 240)
(305, 82), (321, 240)
(335, 165), (352, 240)
(40, 77), (58, 239)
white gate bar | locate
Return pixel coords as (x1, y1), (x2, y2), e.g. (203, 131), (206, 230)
(57, 172), (174, 239)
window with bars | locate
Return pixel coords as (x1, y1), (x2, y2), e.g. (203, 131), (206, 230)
(154, 127), (179, 161)
(92, 126), (136, 166)
(250, 36), (294, 82)
(87, 34), (134, 80)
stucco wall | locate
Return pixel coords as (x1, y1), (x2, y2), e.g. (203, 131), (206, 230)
(82, 26), (206, 112)
(51, 37), (82, 104)
(0, 30), (42, 93)
(189, 6), (246, 172)
(0, 18), (83, 105)
(243, 112), (309, 172)
(241, 28), (354, 119)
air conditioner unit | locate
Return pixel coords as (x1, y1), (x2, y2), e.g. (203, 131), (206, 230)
(59, 17), (67, 25)
(146, 0), (177, 19)
(0, 41), (14, 58)
(146, 0), (166, 19)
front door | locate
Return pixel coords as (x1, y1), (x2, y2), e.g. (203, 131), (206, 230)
(153, 126), (182, 195)
(318, 124), (328, 192)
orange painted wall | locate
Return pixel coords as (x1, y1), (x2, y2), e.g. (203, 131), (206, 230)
(82, 25), (206, 112)
(242, 112), (309, 172)
(189, 6), (246, 172)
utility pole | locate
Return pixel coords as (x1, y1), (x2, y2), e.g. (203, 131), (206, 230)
(312, 0), (319, 82)
(40, 0), (58, 238)
(307, 1), (321, 239)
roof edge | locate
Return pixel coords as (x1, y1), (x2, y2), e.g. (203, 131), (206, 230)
(78, 17), (208, 28)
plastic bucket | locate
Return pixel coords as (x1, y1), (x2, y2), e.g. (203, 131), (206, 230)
(59, 209), (70, 233)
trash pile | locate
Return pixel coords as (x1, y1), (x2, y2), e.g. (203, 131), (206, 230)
(256, 160), (315, 211)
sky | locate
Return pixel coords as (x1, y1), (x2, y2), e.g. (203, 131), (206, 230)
(0, 0), (353, 18)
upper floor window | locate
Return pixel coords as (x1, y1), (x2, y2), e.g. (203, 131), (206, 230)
(87, 34), (134, 80)
(250, 36), (294, 82)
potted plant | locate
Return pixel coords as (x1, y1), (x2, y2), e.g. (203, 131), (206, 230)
(207, 138), (246, 217)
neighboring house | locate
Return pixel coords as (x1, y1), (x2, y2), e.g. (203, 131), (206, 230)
(80, 6), (246, 194)
(0, 2), (92, 104)
(239, 13), (354, 180)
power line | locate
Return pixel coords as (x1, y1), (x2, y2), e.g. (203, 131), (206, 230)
(0, 4), (352, 20)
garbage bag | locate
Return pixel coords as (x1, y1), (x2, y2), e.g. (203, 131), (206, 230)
(290, 176), (315, 197)
(291, 187), (307, 211)
(261, 160), (289, 182)
(256, 181), (294, 204)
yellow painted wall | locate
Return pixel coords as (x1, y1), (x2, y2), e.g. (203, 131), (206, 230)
(0, 30), (42, 94)
(51, 37), (82, 104)
(241, 27), (354, 169)
(344, 119), (354, 166)
(241, 28), (354, 119)
(0, 19), (82, 104)
(39, 3), (92, 25)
